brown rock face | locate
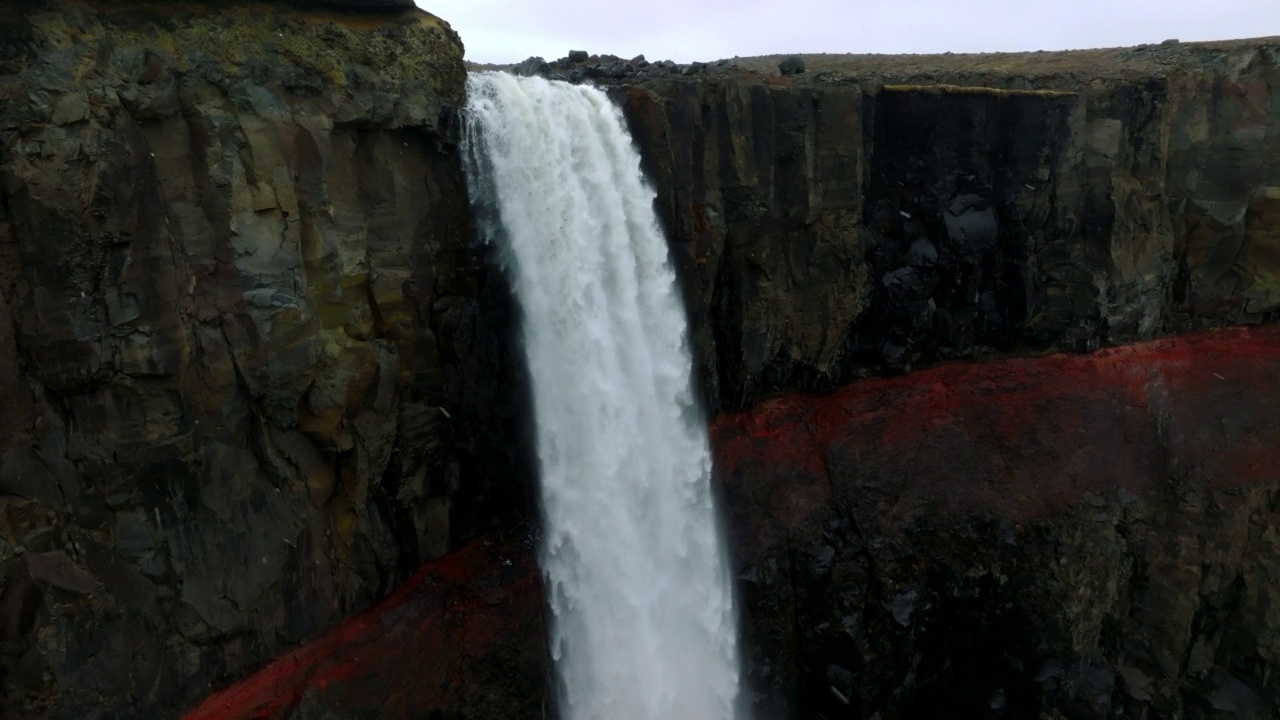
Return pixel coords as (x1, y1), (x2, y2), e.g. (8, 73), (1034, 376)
(0, 2), (532, 717)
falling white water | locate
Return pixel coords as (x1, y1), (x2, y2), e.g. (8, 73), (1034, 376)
(462, 72), (741, 720)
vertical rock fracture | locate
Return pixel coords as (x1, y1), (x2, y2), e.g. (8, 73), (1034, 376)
(463, 73), (741, 719)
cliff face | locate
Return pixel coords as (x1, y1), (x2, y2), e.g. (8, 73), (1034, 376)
(609, 46), (1280, 716)
(714, 324), (1280, 718)
(193, 327), (1280, 720)
(0, 2), (536, 717)
(3, 3), (1279, 717)
(194, 42), (1280, 720)
(609, 41), (1280, 413)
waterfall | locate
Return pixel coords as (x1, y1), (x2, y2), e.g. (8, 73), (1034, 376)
(462, 72), (741, 720)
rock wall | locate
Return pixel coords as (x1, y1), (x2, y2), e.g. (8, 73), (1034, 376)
(607, 39), (1280, 413)
(188, 324), (1280, 720)
(714, 324), (1280, 718)
(0, 2), (535, 717)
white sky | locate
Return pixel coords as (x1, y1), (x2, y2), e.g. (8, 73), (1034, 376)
(419, 0), (1280, 65)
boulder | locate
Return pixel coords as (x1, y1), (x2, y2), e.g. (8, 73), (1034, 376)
(778, 55), (806, 75)
(512, 55), (551, 77)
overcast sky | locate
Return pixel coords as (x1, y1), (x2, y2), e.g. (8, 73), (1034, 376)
(421, 0), (1279, 64)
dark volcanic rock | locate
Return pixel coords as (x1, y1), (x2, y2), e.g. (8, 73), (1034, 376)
(609, 78), (871, 411)
(568, 49), (589, 63)
(605, 38), (1280, 413)
(512, 55), (551, 77)
(190, 325), (1280, 720)
(184, 536), (545, 720)
(713, 324), (1280, 718)
(0, 2), (532, 718)
(778, 55), (806, 75)
(5, 6), (1280, 717)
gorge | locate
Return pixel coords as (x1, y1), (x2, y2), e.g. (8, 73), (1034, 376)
(0, 1), (1278, 718)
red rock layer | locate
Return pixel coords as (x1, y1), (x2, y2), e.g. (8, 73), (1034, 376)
(182, 537), (544, 720)
(712, 323), (1280, 539)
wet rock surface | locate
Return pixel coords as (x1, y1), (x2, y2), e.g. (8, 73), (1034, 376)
(0, 2), (532, 717)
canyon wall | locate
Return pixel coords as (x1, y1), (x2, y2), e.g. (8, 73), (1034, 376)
(0, 2), (538, 717)
(0, 0), (1277, 717)
(605, 45), (1280, 716)
(607, 41), (1280, 414)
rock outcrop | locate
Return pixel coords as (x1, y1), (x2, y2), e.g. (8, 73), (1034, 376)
(0, 2), (534, 717)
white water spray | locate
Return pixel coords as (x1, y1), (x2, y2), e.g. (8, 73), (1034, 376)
(463, 73), (741, 720)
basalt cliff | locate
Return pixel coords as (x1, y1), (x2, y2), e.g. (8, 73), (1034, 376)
(0, 1), (1278, 718)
